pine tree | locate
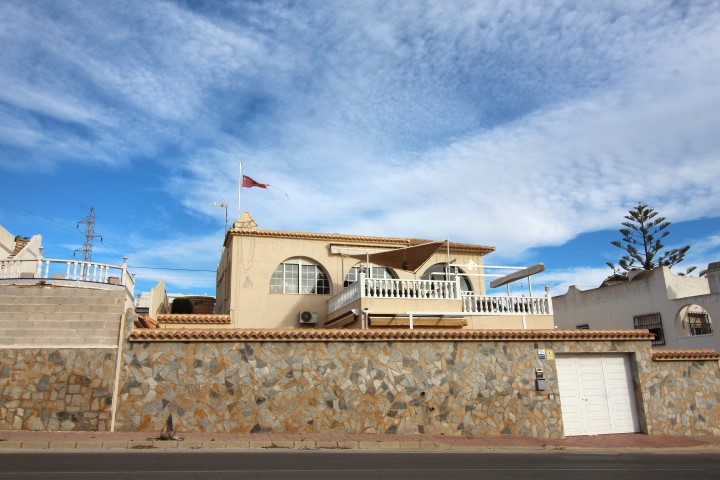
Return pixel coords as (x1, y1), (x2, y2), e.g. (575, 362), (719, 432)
(607, 203), (690, 274)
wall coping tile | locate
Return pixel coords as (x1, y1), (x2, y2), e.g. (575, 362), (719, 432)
(129, 328), (655, 343)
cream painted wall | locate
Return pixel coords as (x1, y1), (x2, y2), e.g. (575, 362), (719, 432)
(553, 267), (719, 351)
(220, 232), (489, 329)
(0, 225), (15, 258)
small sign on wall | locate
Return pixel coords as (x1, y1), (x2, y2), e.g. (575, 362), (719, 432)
(537, 349), (555, 360)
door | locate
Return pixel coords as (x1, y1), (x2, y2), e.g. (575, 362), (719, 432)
(556, 354), (640, 436)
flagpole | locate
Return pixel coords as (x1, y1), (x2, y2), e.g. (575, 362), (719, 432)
(238, 161), (242, 218)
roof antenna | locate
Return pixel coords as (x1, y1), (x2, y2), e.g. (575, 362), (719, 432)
(211, 201), (228, 232)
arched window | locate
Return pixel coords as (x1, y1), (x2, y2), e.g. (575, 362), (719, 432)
(421, 263), (473, 293)
(344, 264), (397, 287)
(269, 257), (331, 295)
(678, 304), (713, 336)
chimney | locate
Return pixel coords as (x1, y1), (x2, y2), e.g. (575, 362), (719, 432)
(707, 262), (720, 293)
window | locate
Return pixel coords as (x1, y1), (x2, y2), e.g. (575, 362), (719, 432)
(421, 263), (473, 293)
(344, 264), (397, 287)
(633, 313), (665, 346)
(688, 312), (712, 335)
(576, 324), (589, 330)
(269, 258), (330, 295)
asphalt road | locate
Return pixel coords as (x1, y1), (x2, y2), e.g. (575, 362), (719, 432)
(1, 451), (719, 479)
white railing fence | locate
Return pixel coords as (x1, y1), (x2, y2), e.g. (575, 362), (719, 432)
(328, 273), (462, 314)
(0, 257), (134, 296)
(363, 277), (461, 300)
(327, 280), (362, 314)
(462, 294), (553, 315)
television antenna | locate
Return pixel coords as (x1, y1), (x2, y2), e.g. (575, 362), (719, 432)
(211, 201), (228, 232)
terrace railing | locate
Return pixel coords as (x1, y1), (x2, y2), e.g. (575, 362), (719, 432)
(462, 294), (553, 315)
(0, 257), (135, 296)
(328, 273), (461, 314)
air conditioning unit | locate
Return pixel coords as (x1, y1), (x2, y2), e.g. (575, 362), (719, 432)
(299, 311), (318, 325)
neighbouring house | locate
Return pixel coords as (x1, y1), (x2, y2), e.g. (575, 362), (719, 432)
(135, 291), (215, 315)
(0, 225), (43, 278)
(214, 212), (555, 330)
(553, 264), (720, 351)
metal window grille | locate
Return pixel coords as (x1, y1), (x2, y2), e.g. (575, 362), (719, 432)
(688, 312), (713, 335)
(576, 324), (589, 330)
(633, 313), (665, 346)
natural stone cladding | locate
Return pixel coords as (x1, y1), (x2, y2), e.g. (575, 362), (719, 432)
(114, 330), (720, 438)
(115, 340), (564, 436)
(0, 348), (116, 431)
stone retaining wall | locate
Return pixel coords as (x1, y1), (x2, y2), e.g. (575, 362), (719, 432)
(0, 348), (116, 431)
(113, 335), (720, 437)
(2, 330), (718, 436)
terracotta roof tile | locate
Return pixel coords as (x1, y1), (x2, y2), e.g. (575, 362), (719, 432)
(11, 237), (29, 257)
(157, 314), (231, 324)
(134, 315), (159, 329)
(227, 229), (494, 254)
(652, 350), (720, 361)
(130, 328), (654, 343)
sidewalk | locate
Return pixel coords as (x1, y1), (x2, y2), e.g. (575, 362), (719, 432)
(1, 431), (719, 452)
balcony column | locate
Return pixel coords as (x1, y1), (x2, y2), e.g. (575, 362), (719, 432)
(359, 272), (366, 298)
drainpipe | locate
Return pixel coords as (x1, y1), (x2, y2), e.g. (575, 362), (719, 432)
(362, 308), (370, 329)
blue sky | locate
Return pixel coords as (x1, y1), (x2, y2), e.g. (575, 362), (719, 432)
(2, 0), (720, 297)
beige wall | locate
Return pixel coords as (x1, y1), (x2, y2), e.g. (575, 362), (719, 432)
(220, 233), (488, 329)
(554, 267), (719, 351)
(0, 225), (15, 258)
(148, 280), (168, 318)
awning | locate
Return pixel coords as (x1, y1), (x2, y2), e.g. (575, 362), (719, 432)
(348, 240), (446, 273)
(489, 263), (545, 288)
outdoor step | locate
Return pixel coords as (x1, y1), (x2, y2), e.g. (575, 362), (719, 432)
(0, 295), (124, 306)
(0, 319), (120, 330)
(0, 303), (125, 315)
(0, 286), (126, 299)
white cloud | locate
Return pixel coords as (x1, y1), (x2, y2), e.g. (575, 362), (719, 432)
(2, 0), (720, 282)
(535, 267), (613, 295)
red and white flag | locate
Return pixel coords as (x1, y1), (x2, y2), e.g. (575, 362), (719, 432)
(242, 175), (269, 189)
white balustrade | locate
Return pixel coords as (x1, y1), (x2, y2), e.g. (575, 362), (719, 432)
(327, 280), (362, 314)
(328, 274), (462, 314)
(362, 277), (460, 300)
(462, 294), (553, 315)
(1, 258), (132, 291)
(0, 260), (22, 278)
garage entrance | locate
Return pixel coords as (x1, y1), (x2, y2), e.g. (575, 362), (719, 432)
(556, 354), (640, 436)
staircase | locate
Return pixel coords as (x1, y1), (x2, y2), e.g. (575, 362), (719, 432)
(0, 284), (126, 348)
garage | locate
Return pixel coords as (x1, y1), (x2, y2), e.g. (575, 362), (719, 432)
(556, 354), (640, 436)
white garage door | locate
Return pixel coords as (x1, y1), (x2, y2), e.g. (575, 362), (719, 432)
(556, 354), (640, 436)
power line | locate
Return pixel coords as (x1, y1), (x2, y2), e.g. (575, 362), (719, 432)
(129, 265), (216, 272)
(0, 200), (82, 235)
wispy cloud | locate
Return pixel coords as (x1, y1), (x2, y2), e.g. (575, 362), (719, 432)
(2, 1), (720, 292)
